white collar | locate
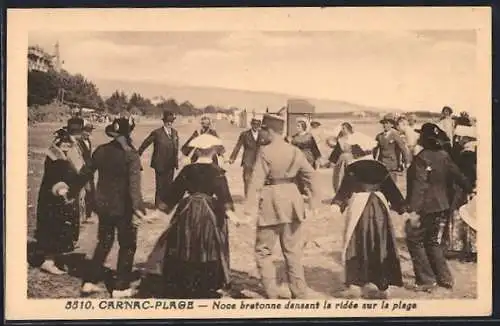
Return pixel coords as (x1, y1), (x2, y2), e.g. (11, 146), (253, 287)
(195, 157), (213, 164)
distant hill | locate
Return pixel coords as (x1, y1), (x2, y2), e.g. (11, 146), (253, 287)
(93, 78), (400, 114)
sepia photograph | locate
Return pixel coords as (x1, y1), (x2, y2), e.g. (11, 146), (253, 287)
(6, 7), (492, 320)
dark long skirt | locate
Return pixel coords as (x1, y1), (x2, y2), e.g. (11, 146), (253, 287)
(345, 194), (403, 291)
(35, 189), (79, 256)
(146, 193), (230, 298)
(35, 158), (80, 257)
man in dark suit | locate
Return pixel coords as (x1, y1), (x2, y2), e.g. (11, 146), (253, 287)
(137, 111), (179, 207)
(67, 117), (147, 298)
(228, 118), (262, 197)
(181, 115), (224, 165)
(373, 113), (411, 182)
(405, 123), (474, 293)
(77, 123), (96, 222)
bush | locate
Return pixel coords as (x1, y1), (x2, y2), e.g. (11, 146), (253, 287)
(28, 103), (70, 124)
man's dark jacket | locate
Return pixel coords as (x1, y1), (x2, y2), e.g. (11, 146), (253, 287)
(229, 129), (262, 168)
(69, 140), (145, 217)
(138, 127), (179, 172)
(406, 148), (473, 215)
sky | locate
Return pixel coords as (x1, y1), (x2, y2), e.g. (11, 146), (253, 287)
(28, 30), (477, 111)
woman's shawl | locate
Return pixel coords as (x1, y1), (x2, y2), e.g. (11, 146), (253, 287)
(46, 142), (85, 173)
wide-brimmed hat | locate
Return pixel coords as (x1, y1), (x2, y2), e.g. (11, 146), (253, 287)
(261, 114), (285, 134)
(53, 127), (72, 143)
(415, 122), (447, 137)
(415, 122), (450, 148)
(188, 134), (223, 150)
(346, 159), (390, 185)
(105, 117), (135, 138)
(379, 113), (396, 126)
(162, 111), (176, 122)
(66, 117), (84, 135)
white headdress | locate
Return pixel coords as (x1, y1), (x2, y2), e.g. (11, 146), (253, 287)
(188, 134), (223, 149)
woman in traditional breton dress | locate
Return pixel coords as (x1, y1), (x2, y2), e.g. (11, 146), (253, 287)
(181, 115), (224, 166)
(444, 121), (477, 261)
(329, 123), (375, 193)
(330, 159), (407, 299)
(288, 119), (322, 195)
(143, 134), (236, 299)
(290, 119), (322, 169)
(34, 128), (84, 275)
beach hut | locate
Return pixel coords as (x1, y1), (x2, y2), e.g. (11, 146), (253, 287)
(285, 99), (315, 137)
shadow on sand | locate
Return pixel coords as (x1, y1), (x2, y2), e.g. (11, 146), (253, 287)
(232, 194), (246, 205)
(28, 240), (141, 296)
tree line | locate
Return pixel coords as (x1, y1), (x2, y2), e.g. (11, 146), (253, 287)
(27, 69), (236, 118)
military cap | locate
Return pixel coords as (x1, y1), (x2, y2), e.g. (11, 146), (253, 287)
(261, 113), (285, 134)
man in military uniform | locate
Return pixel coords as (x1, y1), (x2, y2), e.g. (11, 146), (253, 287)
(137, 111), (179, 207)
(66, 117), (147, 298)
(405, 123), (474, 292)
(244, 114), (321, 299)
(228, 118), (262, 197)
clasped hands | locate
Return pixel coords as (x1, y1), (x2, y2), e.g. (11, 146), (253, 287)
(56, 187), (74, 205)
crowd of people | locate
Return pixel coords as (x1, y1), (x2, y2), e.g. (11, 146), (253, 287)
(31, 105), (477, 300)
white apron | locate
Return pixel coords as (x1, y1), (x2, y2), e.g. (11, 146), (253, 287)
(341, 191), (392, 265)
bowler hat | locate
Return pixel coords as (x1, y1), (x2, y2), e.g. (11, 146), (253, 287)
(162, 111), (176, 122)
(66, 117), (84, 135)
(310, 121), (321, 128)
(379, 113), (396, 126)
(261, 114), (285, 134)
(346, 159), (391, 185)
(105, 117), (136, 138)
